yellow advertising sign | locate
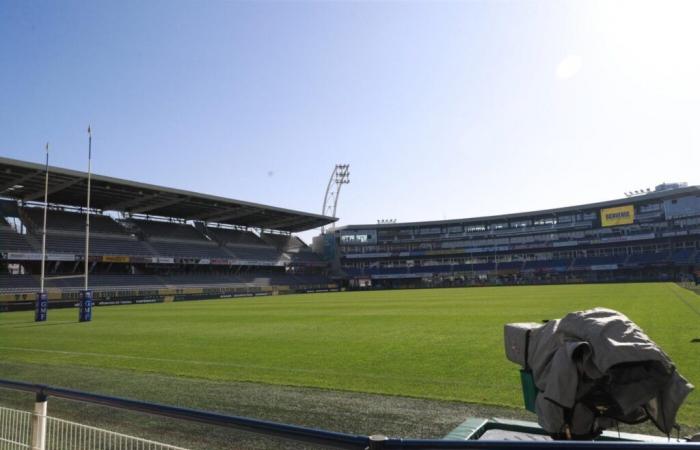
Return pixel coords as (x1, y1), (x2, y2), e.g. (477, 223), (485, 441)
(102, 255), (131, 263)
(600, 205), (635, 227)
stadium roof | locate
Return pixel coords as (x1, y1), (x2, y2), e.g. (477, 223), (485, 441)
(0, 156), (336, 232)
(337, 184), (700, 230)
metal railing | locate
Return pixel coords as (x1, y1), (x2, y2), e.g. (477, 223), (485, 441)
(1, 379), (699, 450)
(0, 404), (186, 450)
(45, 416), (188, 450)
(0, 406), (31, 450)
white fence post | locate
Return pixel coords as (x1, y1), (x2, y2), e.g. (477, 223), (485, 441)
(30, 393), (47, 450)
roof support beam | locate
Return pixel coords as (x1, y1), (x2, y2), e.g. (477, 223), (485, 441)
(0, 170), (43, 193)
(130, 196), (185, 214)
(258, 215), (310, 231)
(103, 193), (161, 211)
(23, 177), (84, 201)
(197, 206), (260, 223)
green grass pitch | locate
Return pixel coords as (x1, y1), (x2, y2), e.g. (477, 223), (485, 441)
(1, 282), (699, 426)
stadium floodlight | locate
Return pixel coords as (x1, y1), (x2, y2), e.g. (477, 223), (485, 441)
(321, 164), (350, 233)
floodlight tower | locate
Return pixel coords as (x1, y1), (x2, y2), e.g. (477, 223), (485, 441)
(321, 164), (350, 233)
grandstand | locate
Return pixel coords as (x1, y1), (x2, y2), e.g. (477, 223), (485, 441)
(328, 183), (700, 288)
(0, 156), (337, 311)
(3, 153), (699, 309)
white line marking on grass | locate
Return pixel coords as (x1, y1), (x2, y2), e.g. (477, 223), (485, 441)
(0, 346), (477, 387)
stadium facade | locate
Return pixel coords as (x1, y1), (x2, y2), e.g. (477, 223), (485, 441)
(328, 183), (700, 289)
(0, 156), (338, 311)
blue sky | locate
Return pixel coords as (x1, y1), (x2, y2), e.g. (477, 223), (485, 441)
(2, 0), (699, 240)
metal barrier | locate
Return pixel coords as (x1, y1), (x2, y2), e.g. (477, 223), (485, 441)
(0, 404), (186, 450)
(1, 379), (699, 450)
(0, 406), (31, 450)
(45, 416), (188, 450)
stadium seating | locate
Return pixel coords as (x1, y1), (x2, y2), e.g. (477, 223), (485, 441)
(225, 245), (283, 263)
(0, 273), (39, 291)
(344, 268), (363, 276)
(286, 251), (324, 264)
(261, 233), (303, 250)
(15, 207), (154, 256)
(42, 233), (154, 256)
(148, 241), (230, 259)
(472, 262), (497, 271)
(259, 233), (314, 258)
(3, 209), (322, 262)
(0, 272), (333, 294)
(451, 262), (496, 272)
(336, 185), (700, 287)
(0, 225), (35, 253)
(258, 232), (323, 264)
(523, 259), (572, 271)
(23, 208), (129, 236)
(571, 255), (627, 268)
(205, 227), (266, 246)
(361, 266), (405, 275)
(39, 274), (163, 289)
(626, 251), (670, 265)
(496, 261), (525, 270)
(670, 249), (695, 264)
(130, 220), (208, 242)
(126, 220), (236, 258)
(414, 264), (453, 274)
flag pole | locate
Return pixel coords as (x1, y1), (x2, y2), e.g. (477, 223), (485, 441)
(84, 126), (92, 290)
(40, 143), (49, 293)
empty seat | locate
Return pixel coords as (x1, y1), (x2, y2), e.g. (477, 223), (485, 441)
(130, 220), (208, 242)
(226, 245), (283, 263)
(572, 255), (626, 267)
(523, 259), (571, 270)
(23, 208), (128, 236)
(149, 241), (231, 258)
(206, 227), (266, 246)
(0, 226), (35, 252)
(41, 233), (153, 256)
(626, 252), (670, 265)
(670, 249), (694, 264)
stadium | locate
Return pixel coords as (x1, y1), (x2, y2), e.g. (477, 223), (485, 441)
(331, 183), (700, 289)
(4, 1), (700, 448)
(3, 152), (699, 312)
(0, 156), (338, 312)
(1, 154), (700, 448)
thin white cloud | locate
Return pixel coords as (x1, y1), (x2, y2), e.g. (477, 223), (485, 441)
(556, 55), (583, 80)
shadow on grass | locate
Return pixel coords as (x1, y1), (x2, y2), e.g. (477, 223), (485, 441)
(10, 321), (79, 328)
(0, 321), (37, 327)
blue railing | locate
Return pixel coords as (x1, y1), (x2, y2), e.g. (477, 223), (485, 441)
(0, 378), (698, 449)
